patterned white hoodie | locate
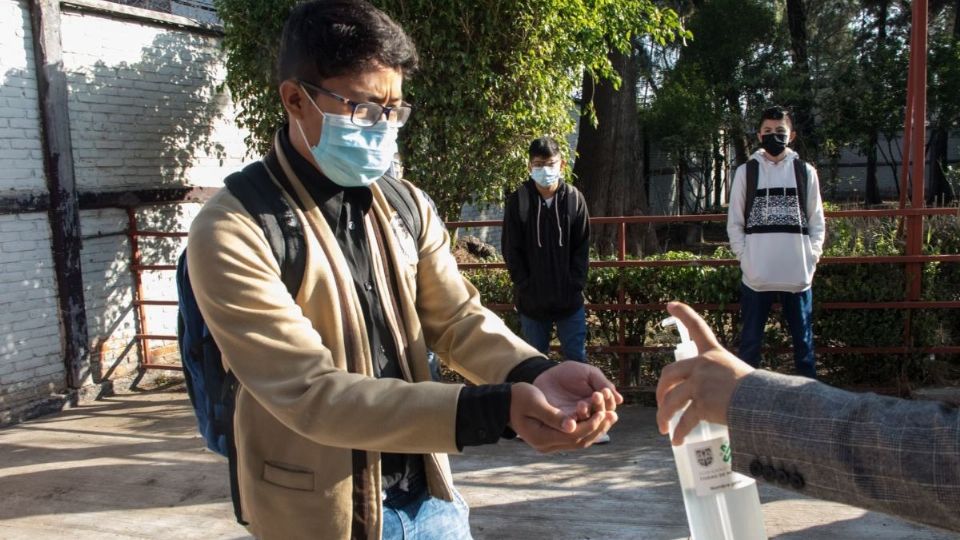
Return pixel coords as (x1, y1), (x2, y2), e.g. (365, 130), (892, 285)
(727, 148), (826, 292)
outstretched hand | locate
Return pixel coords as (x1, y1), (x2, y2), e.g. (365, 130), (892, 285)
(655, 302), (755, 445)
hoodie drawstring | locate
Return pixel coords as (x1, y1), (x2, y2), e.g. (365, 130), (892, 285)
(555, 196), (563, 247)
(534, 193), (564, 248)
(536, 198), (542, 248)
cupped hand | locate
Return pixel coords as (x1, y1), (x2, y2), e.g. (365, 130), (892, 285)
(533, 360), (623, 421)
(510, 382), (618, 452)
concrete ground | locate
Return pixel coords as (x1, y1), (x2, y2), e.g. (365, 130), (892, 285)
(0, 388), (956, 540)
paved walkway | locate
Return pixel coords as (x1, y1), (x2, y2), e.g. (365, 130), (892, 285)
(0, 389), (955, 539)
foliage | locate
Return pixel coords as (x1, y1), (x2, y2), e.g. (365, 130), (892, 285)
(818, 3), (909, 165)
(640, 1), (959, 206)
(641, 0), (779, 138)
(214, 0), (295, 155)
(929, 5), (960, 123)
(214, 0), (687, 220)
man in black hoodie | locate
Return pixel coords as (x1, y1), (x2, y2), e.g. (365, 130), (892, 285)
(503, 137), (595, 410)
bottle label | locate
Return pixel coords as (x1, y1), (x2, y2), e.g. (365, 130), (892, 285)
(685, 436), (742, 496)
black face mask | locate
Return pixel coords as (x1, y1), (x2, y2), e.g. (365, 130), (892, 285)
(761, 133), (789, 156)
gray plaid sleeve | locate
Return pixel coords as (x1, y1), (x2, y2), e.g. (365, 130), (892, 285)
(727, 370), (960, 532)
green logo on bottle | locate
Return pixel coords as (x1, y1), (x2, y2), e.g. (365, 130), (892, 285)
(721, 442), (732, 463)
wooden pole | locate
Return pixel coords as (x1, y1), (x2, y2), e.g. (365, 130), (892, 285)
(30, 0), (89, 389)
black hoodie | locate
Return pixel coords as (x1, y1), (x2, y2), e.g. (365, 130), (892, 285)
(502, 179), (590, 321)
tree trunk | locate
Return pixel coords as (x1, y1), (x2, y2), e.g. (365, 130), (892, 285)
(676, 155), (687, 214)
(573, 49), (657, 256)
(725, 91), (750, 166)
(786, 0), (817, 160)
(865, 129), (882, 204)
(955, 0), (960, 39)
(713, 136), (724, 208)
(927, 126), (955, 205)
(642, 129), (651, 204)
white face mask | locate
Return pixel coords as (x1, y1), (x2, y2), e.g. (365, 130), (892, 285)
(530, 163), (562, 187)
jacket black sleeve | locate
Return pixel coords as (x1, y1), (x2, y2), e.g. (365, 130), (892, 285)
(501, 190), (530, 289)
(569, 190), (590, 291)
(454, 356), (557, 449)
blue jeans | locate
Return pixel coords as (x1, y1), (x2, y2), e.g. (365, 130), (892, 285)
(382, 486), (472, 540)
(738, 283), (816, 378)
(519, 305), (587, 362)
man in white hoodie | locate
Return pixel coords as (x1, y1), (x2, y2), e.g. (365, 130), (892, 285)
(726, 106), (825, 378)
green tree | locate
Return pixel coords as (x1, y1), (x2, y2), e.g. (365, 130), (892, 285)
(214, 0), (686, 220)
(637, 0), (777, 219)
(927, 0), (960, 205)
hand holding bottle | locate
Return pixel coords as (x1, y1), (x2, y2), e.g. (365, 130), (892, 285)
(659, 301), (768, 540)
(656, 302), (755, 445)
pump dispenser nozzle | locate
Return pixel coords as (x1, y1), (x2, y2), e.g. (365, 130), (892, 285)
(661, 316), (698, 362)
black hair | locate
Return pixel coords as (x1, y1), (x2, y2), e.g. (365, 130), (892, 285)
(758, 105), (793, 130)
(528, 136), (561, 160)
(277, 0), (418, 85)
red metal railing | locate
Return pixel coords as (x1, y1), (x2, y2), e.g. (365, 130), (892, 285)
(129, 206), (958, 381)
(447, 206), (960, 387)
(128, 207), (185, 371)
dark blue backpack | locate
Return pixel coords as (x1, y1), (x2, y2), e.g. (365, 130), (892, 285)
(176, 160), (421, 523)
(177, 161), (306, 523)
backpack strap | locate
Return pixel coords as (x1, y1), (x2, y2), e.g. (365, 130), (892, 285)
(215, 161), (305, 526)
(222, 372), (245, 524)
(743, 159), (760, 224)
(224, 162), (305, 298)
(518, 183), (530, 224)
(793, 158), (809, 222)
(378, 175), (423, 241)
(564, 183), (580, 232)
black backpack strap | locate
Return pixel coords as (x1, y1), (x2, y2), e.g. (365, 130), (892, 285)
(224, 162), (305, 299)
(793, 158), (809, 222)
(220, 371), (246, 524)
(378, 175), (423, 241)
(743, 159), (760, 225)
(517, 183), (530, 224)
(565, 183), (580, 231)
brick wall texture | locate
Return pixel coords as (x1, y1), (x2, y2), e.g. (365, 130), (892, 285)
(0, 0), (250, 424)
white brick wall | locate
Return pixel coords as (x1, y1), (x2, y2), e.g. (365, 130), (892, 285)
(79, 208), (139, 381)
(0, 213), (65, 423)
(60, 9), (249, 192)
(0, 0), (45, 194)
(1, 3), (255, 422)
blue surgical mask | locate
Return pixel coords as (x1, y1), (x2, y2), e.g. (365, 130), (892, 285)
(530, 165), (561, 187)
(295, 88), (398, 188)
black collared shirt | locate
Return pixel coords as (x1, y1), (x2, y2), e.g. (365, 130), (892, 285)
(275, 128), (556, 494)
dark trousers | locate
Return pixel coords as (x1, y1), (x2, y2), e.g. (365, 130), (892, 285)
(738, 283), (816, 378)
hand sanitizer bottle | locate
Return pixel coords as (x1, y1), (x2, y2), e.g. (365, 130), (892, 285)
(661, 316), (767, 540)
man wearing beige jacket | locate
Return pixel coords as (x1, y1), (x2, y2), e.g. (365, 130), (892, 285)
(187, 1), (621, 539)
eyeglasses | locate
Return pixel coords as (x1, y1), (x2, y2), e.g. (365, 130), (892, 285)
(299, 79), (412, 127)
